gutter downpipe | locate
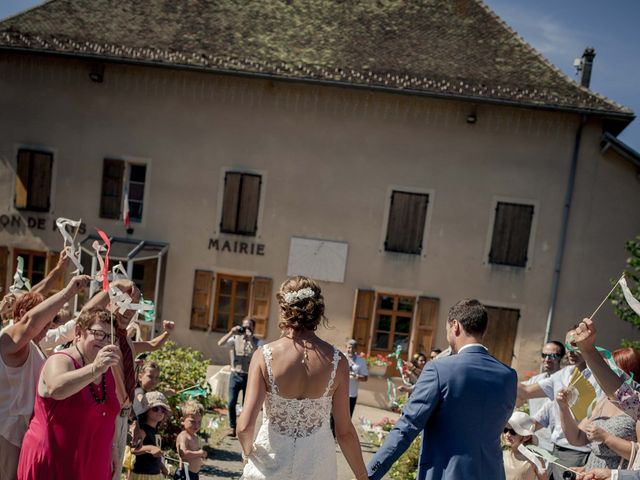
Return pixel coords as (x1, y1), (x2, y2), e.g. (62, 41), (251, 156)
(544, 114), (587, 343)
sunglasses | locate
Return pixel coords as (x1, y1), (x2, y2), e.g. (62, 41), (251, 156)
(150, 406), (166, 413)
(87, 329), (109, 341)
(541, 353), (562, 360)
(503, 428), (518, 436)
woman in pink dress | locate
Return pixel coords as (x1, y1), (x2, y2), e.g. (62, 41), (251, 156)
(18, 309), (122, 480)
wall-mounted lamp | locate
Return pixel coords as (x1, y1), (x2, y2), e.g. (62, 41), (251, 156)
(89, 63), (105, 83)
(466, 112), (477, 124)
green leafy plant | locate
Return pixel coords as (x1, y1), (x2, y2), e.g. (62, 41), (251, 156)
(610, 236), (640, 347)
(389, 436), (421, 480)
(147, 341), (214, 446)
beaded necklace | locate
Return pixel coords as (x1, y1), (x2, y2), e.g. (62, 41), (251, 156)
(75, 345), (107, 404)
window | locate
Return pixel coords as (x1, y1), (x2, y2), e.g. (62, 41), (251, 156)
(15, 149), (53, 211)
(212, 274), (252, 331)
(371, 294), (415, 353)
(189, 271), (272, 336)
(13, 249), (47, 286)
(100, 159), (147, 223)
(220, 172), (261, 236)
(489, 202), (534, 267)
(384, 191), (429, 254)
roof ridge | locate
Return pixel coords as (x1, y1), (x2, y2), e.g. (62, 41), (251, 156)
(473, 0), (628, 113)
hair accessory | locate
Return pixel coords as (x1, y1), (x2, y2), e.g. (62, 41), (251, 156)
(283, 287), (315, 304)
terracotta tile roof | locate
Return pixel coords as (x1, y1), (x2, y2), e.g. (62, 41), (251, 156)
(0, 0), (633, 119)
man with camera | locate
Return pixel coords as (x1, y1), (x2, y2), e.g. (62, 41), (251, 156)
(217, 317), (263, 437)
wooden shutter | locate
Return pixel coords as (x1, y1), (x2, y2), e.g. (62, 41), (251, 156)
(190, 270), (214, 331)
(385, 191), (429, 254)
(15, 150), (30, 208)
(237, 174), (261, 235)
(46, 251), (66, 294)
(220, 172), (241, 233)
(0, 246), (8, 295)
(411, 297), (439, 356)
(484, 306), (520, 365)
(249, 277), (272, 338)
(100, 159), (125, 219)
(351, 289), (375, 353)
(489, 203), (534, 267)
(29, 152), (52, 211)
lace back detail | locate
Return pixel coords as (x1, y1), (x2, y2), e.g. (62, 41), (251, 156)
(323, 348), (340, 397)
(260, 344), (340, 439)
(262, 345), (279, 394)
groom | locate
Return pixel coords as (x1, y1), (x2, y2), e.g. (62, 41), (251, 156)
(367, 299), (517, 480)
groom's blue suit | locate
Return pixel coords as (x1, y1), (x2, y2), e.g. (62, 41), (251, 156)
(367, 345), (517, 480)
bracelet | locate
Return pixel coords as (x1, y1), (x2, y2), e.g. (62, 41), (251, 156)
(91, 363), (96, 378)
(241, 446), (256, 462)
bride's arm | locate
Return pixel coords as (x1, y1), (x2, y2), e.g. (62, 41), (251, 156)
(237, 349), (267, 457)
(333, 354), (369, 480)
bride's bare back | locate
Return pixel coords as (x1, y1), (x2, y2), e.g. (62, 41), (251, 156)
(264, 336), (340, 399)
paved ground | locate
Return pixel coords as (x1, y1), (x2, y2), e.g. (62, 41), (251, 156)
(199, 404), (400, 479)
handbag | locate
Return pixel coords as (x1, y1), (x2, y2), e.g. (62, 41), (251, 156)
(627, 441), (640, 470)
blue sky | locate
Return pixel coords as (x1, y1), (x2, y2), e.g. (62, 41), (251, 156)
(1, 0), (639, 150)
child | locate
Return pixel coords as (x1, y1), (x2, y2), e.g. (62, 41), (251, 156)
(130, 391), (171, 480)
(133, 361), (161, 416)
(175, 400), (207, 480)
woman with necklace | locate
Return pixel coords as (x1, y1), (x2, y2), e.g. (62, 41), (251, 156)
(17, 309), (121, 480)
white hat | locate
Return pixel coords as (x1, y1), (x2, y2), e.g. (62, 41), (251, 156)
(507, 411), (536, 437)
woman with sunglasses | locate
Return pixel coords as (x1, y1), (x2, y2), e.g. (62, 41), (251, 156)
(503, 412), (547, 480)
(17, 309), (122, 480)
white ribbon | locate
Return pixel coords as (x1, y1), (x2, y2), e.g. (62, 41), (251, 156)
(620, 276), (640, 317)
(519, 444), (546, 473)
(55, 217), (83, 274)
(9, 256), (31, 293)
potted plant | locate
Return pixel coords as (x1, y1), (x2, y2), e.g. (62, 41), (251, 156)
(361, 353), (392, 376)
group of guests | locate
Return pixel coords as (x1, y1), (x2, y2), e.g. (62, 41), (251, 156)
(0, 249), (205, 480)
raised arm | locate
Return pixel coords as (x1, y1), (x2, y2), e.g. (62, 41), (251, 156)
(236, 348), (267, 457)
(556, 388), (589, 446)
(2, 275), (90, 357)
(572, 319), (624, 397)
(31, 251), (69, 296)
(38, 345), (121, 400)
(332, 354), (368, 480)
(133, 320), (175, 354)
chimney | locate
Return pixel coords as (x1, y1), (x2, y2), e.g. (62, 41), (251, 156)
(579, 47), (596, 88)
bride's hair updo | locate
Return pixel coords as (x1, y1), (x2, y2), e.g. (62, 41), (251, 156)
(277, 276), (326, 331)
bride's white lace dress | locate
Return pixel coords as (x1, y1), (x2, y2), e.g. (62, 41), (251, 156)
(240, 344), (340, 480)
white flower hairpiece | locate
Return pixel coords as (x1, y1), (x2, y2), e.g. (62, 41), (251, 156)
(283, 287), (315, 304)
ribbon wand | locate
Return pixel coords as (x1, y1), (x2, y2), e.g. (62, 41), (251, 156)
(588, 273), (624, 320)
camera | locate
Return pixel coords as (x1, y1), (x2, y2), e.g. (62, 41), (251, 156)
(562, 471), (576, 480)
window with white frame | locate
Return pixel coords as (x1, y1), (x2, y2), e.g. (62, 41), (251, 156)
(99, 159), (147, 223)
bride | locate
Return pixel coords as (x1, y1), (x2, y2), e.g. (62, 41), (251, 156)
(237, 276), (368, 480)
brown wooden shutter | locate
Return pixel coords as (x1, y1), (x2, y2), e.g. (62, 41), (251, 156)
(220, 172), (241, 233)
(15, 150), (30, 208)
(484, 306), (520, 365)
(249, 277), (272, 338)
(412, 297), (439, 356)
(190, 270), (214, 331)
(46, 251), (66, 294)
(385, 191), (429, 254)
(0, 246), (8, 295)
(489, 203), (534, 267)
(237, 174), (261, 235)
(351, 289), (375, 353)
(30, 152), (52, 211)
(100, 159), (125, 219)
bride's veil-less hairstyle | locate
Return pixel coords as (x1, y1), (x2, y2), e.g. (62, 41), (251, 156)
(277, 276), (327, 332)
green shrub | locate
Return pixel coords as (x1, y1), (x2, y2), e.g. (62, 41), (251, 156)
(389, 436), (421, 480)
(610, 236), (640, 342)
(147, 341), (214, 446)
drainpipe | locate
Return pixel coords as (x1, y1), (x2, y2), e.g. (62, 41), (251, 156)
(544, 115), (587, 343)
